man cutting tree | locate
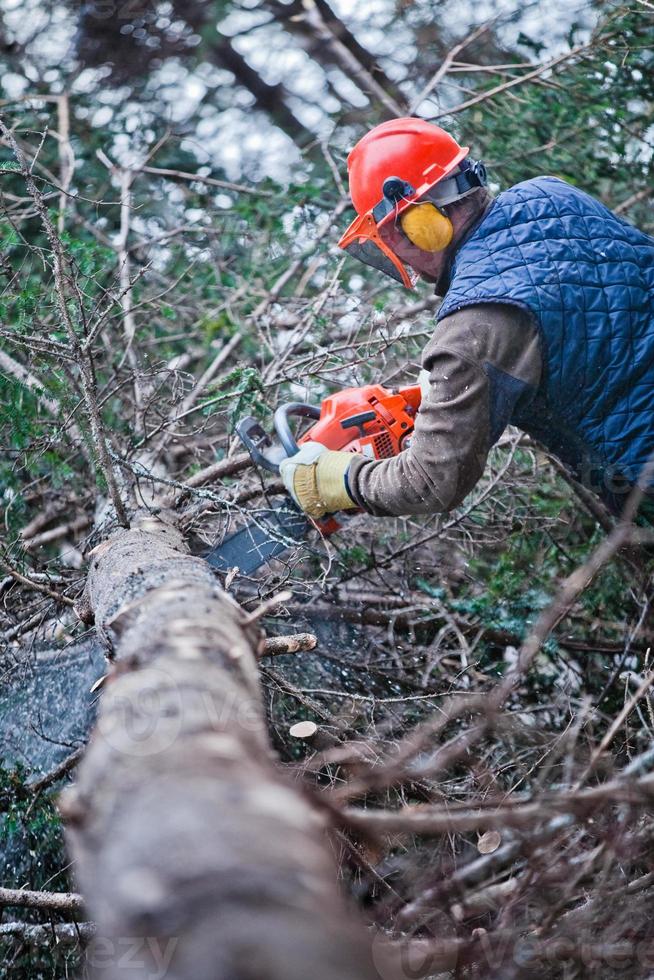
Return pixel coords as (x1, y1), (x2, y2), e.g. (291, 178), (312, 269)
(280, 117), (654, 520)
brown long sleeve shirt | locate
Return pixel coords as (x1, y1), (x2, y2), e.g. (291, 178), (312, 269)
(347, 303), (542, 516)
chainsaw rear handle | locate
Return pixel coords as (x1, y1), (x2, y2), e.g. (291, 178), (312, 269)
(273, 402), (321, 458)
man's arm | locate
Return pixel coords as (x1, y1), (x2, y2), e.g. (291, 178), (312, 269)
(346, 303), (542, 516)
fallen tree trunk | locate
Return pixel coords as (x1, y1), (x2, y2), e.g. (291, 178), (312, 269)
(61, 511), (381, 980)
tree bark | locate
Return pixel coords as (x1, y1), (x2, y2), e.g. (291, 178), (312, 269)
(61, 511), (381, 980)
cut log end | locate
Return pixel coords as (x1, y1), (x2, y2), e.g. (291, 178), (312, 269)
(289, 720), (319, 740)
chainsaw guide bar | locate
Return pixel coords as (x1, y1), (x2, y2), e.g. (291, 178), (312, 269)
(205, 506), (309, 575)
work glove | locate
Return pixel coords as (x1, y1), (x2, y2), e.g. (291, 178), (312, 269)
(279, 442), (358, 519)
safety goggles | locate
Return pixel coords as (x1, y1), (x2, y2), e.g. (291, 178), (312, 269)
(338, 160), (487, 288)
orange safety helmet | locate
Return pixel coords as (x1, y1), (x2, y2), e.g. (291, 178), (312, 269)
(338, 117), (486, 288)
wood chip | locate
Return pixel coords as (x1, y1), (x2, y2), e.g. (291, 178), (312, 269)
(90, 674), (108, 694)
(477, 830), (502, 854)
(289, 721), (318, 740)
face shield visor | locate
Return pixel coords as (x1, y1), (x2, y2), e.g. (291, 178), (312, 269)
(337, 210), (418, 289)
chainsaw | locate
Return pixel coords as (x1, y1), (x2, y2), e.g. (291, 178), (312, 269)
(205, 382), (421, 575)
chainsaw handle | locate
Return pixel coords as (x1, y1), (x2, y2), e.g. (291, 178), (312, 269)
(235, 416), (284, 474)
(273, 402), (321, 458)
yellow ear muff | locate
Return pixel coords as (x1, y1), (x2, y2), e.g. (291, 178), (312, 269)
(399, 203), (453, 253)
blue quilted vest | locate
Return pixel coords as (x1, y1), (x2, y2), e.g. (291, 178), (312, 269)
(438, 176), (654, 513)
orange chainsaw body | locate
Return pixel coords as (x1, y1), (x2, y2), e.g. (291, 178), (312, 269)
(297, 383), (422, 459)
(231, 382), (424, 547)
(296, 383), (422, 535)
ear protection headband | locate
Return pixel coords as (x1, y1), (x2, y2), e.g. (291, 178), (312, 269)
(380, 160), (487, 254)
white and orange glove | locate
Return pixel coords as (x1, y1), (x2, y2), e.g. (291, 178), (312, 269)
(279, 443), (359, 519)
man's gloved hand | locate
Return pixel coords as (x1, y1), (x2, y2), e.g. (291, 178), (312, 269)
(279, 442), (358, 519)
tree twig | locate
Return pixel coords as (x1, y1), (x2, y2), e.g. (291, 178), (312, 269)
(0, 887), (84, 914)
(0, 921), (94, 946)
(431, 40), (595, 120)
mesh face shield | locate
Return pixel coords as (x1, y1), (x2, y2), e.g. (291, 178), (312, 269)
(338, 212), (417, 289)
(343, 238), (407, 285)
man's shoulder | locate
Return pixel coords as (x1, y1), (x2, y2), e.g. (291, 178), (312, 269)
(496, 175), (581, 207)
(469, 176), (606, 243)
(456, 177), (568, 249)
(503, 175), (566, 193)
